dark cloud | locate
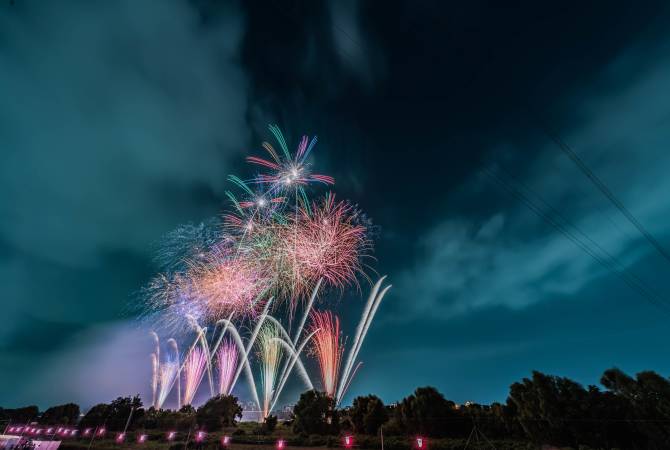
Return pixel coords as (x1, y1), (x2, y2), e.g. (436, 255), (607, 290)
(0, 0), (248, 405)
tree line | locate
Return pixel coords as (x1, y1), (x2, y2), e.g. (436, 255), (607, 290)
(3, 367), (670, 449)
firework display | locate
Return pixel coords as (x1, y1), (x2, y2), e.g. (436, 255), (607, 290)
(144, 126), (391, 417)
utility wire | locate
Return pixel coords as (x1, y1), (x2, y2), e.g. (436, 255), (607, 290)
(481, 165), (670, 313)
(490, 162), (665, 305)
(542, 125), (670, 265)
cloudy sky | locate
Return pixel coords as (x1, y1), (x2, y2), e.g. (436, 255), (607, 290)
(2, 0), (670, 409)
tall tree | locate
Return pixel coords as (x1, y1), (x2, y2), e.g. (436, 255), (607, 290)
(196, 395), (243, 430)
(350, 395), (388, 435)
(292, 390), (338, 435)
(395, 387), (457, 437)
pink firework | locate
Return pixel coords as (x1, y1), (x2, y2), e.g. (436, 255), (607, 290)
(310, 310), (344, 397)
(187, 246), (268, 319)
(182, 346), (208, 405)
(281, 193), (371, 294)
(217, 339), (238, 395)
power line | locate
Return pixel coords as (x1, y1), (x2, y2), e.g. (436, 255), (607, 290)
(542, 125), (670, 265)
(490, 162), (664, 305)
(481, 165), (670, 314)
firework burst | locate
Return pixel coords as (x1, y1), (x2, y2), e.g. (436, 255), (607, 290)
(247, 125), (334, 202)
(186, 245), (269, 319)
(279, 193), (372, 296)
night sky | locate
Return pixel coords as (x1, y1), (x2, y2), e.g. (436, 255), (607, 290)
(3, 0), (670, 410)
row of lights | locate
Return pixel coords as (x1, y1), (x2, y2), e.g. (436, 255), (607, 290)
(7, 426), (426, 449)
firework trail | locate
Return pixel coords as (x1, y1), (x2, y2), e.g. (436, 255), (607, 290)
(257, 323), (284, 419)
(167, 338), (181, 409)
(182, 345), (209, 406)
(336, 276), (391, 406)
(210, 317), (261, 410)
(269, 329), (318, 413)
(150, 353), (158, 409)
(150, 331), (160, 408)
(156, 358), (179, 410)
(216, 339), (238, 396)
(154, 338), (180, 410)
(309, 310), (344, 398)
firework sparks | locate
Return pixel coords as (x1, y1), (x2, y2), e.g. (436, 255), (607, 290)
(278, 193), (371, 297)
(183, 345), (208, 406)
(217, 338), (238, 396)
(257, 323), (284, 418)
(309, 310), (344, 397)
(157, 358), (179, 409)
(187, 245), (269, 319)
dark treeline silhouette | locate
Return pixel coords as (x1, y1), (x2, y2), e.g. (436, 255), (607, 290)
(3, 368), (670, 449)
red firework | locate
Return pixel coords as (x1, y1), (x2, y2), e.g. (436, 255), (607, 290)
(310, 310), (344, 397)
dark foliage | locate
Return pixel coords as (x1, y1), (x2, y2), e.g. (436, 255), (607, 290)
(263, 414), (278, 432)
(292, 390), (339, 435)
(78, 395), (143, 431)
(40, 403), (80, 425)
(350, 394), (388, 435)
(195, 395), (243, 431)
(0, 405), (39, 423)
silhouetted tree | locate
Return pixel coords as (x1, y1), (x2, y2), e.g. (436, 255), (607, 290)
(292, 390), (338, 435)
(78, 404), (109, 429)
(196, 395), (243, 430)
(79, 395), (143, 431)
(601, 368), (670, 449)
(395, 387), (457, 437)
(40, 403), (80, 425)
(0, 406), (39, 423)
(350, 395), (388, 435)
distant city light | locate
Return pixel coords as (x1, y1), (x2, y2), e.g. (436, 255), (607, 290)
(196, 431), (206, 443)
(222, 435), (231, 446)
(138, 434), (147, 443)
(167, 431), (177, 441)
